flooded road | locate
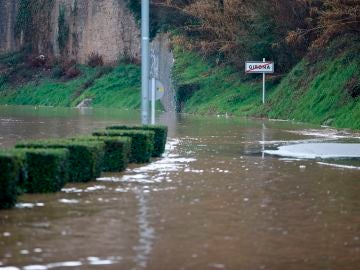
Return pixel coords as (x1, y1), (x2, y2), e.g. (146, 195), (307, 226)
(0, 106), (359, 270)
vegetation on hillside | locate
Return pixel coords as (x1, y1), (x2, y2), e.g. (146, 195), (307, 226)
(0, 0), (359, 130)
(0, 51), (141, 108)
(151, 0), (359, 71)
(173, 35), (360, 129)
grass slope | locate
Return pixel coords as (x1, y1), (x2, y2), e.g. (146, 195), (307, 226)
(0, 61), (141, 109)
(173, 37), (360, 130)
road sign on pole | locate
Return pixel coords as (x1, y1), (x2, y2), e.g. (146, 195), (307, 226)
(149, 78), (165, 125)
(245, 59), (274, 104)
(245, 61), (274, 73)
(151, 78), (156, 124)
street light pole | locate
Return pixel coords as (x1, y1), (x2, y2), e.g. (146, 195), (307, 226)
(141, 0), (150, 124)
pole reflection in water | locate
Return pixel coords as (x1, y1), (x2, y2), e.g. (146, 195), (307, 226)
(262, 122), (266, 159)
(133, 188), (155, 270)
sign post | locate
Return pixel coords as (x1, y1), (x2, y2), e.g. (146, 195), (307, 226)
(151, 77), (156, 125)
(245, 59), (274, 104)
(262, 58), (265, 104)
(149, 78), (165, 125)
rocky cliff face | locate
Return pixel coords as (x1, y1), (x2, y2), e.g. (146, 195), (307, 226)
(0, 0), (140, 64)
(150, 33), (176, 112)
(0, 0), (21, 54)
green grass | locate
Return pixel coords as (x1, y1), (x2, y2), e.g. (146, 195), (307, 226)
(0, 64), (141, 109)
(173, 46), (273, 116)
(172, 40), (360, 130)
(73, 65), (141, 108)
(264, 54), (360, 128)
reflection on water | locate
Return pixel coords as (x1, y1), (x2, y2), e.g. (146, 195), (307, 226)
(133, 189), (154, 269)
(0, 105), (359, 270)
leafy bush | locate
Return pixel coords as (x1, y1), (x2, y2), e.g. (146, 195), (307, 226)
(106, 125), (168, 157)
(69, 136), (131, 172)
(65, 65), (81, 79)
(28, 54), (47, 68)
(51, 65), (65, 79)
(0, 150), (24, 209)
(93, 130), (154, 163)
(87, 52), (104, 67)
(16, 139), (105, 182)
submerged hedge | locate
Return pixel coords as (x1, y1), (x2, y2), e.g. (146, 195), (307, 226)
(106, 125), (168, 157)
(93, 129), (154, 163)
(16, 139), (105, 182)
(69, 136), (131, 172)
(19, 148), (69, 193)
(0, 148), (69, 207)
(0, 150), (24, 209)
(0, 124), (168, 210)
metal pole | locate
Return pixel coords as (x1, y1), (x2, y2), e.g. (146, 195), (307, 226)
(151, 78), (156, 125)
(141, 0), (150, 124)
(262, 58), (265, 104)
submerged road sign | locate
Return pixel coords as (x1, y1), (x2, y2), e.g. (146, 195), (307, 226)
(245, 61), (274, 74)
(149, 78), (165, 100)
(245, 59), (274, 104)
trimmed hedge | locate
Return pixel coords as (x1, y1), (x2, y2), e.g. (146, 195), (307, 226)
(16, 139), (105, 182)
(93, 129), (154, 163)
(19, 148), (69, 193)
(106, 125), (168, 157)
(69, 136), (131, 172)
(0, 150), (24, 209)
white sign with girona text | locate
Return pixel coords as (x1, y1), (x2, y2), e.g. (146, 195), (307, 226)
(245, 61), (274, 73)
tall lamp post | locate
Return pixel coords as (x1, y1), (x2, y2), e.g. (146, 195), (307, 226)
(141, 0), (150, 124)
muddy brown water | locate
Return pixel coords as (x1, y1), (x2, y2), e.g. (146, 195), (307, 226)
(0, 106), (359, 270)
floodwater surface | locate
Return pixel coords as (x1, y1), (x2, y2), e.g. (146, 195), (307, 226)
(0, 106), (359, 270)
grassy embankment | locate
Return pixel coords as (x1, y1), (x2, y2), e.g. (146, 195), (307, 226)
(0, 51), (141, 109)
(0, 36), (359, 129)
(173, 36), (360, 130)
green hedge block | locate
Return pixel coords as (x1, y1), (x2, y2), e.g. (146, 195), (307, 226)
(106, 125), (168, 157)
(0, 150), (24, 209)
(18, 148), (69, 193)
(69, 136), (131, 172)
(92, 129), (154, 163)
(16, 139), (105, 183)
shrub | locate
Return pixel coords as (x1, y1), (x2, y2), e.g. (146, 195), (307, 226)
(87, 52), (104, 67)
(92, 130), (154, 163)
(69, 136), (131, 172)
(64, 65), (81, 79)
(0, 150), (24, 209)
(16, 139), (105, 182)
(51, 65), (65, 79)
(106, 125), (168, 157)
(28, 54), (47, 68)
(51, 60), (80, 80)
(19, 148), (69, 193)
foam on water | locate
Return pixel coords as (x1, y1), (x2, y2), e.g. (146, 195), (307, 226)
(15, 203), (44, 209)
(259, 138), (333, 145)
(317, 162), (360, 170)
(46, 261), (82, 268)
(61, 187), (83, 193)
(98, 139), (195, 186)
(58, 199), (80, 204)
(264, 143), (360, 159)
(0, 256), (122, 270)
(286, 129), (360, 139)
(85, 185), (106, 192)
